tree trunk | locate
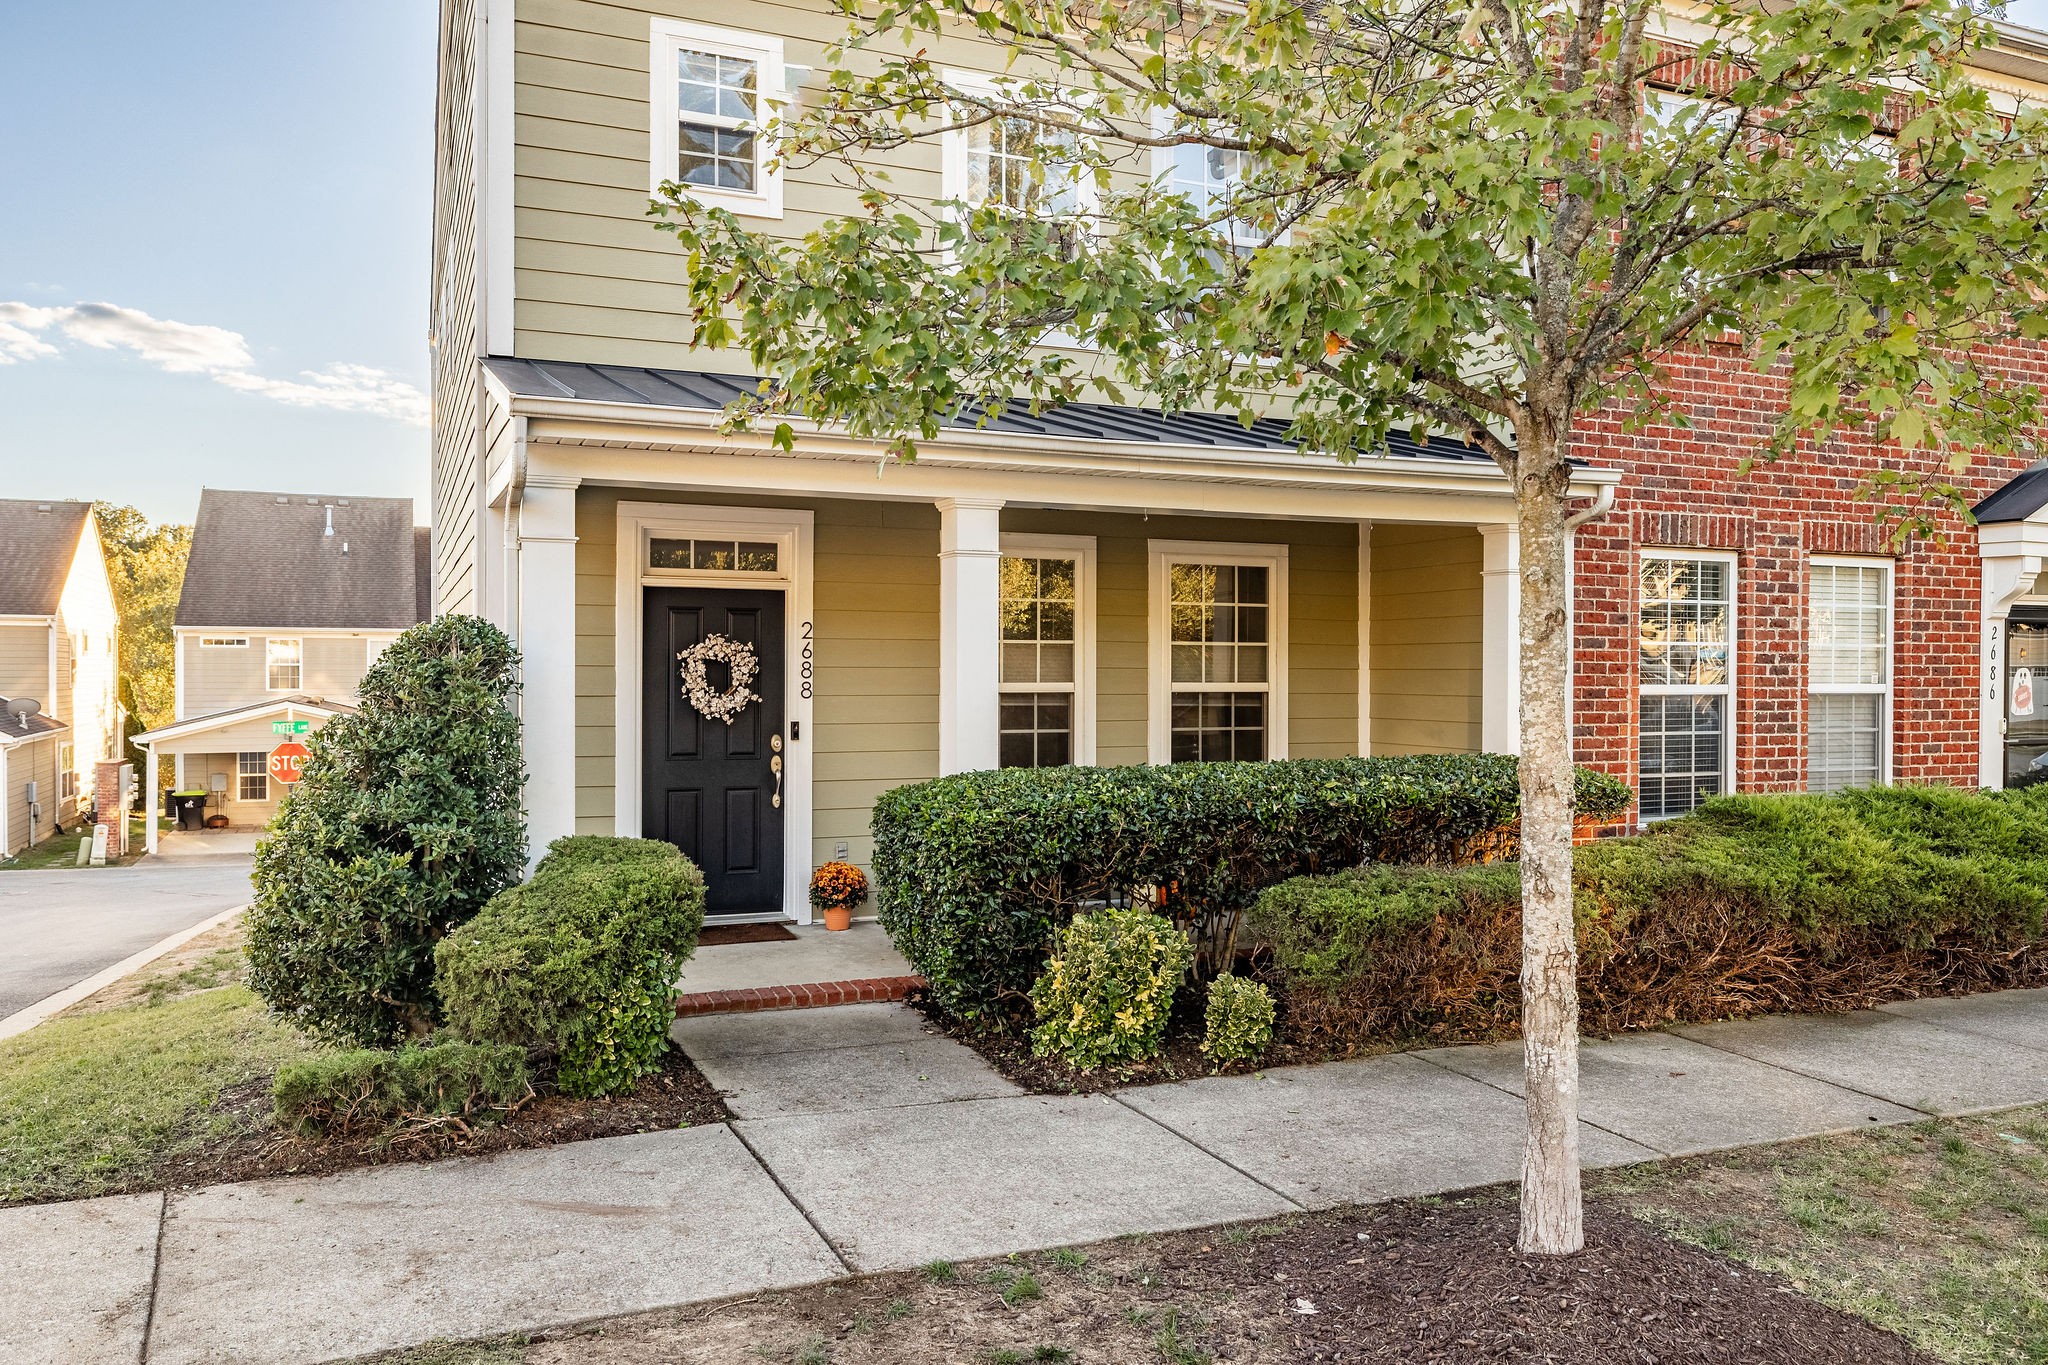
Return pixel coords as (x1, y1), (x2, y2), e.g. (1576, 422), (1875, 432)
(1514, 438), (1584, 1256)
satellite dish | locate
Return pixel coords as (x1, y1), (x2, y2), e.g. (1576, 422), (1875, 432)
(6, 698), (40, 730)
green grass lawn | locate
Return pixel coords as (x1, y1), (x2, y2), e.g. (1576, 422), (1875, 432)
(0, 930), (320, 1204)
(0, 816), (164, 871)
(1607, 1106), (2048, 1365)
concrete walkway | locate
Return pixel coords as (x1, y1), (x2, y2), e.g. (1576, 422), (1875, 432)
(8, 989), (2048, 1365)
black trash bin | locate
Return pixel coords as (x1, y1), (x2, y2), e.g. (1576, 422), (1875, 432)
(172, 790), (208, 832)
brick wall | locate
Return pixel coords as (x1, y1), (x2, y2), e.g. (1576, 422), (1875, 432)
(1568, 336), (2048, 816)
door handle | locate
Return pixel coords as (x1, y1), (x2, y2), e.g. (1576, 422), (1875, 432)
(770, 753), (783, 809)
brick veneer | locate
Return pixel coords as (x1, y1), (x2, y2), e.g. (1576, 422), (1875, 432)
(673, 974), (926, 1017)
(1568, 337), (2048, 818)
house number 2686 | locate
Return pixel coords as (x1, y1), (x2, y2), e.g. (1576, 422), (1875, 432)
(799, 621), (814, 699)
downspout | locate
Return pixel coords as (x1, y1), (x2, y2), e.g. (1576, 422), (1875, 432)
(1560, 481), (1621, 791)
(1564, 482), (1618, 534)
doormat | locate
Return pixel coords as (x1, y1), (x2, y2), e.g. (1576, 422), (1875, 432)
(700, 922), (800, 946)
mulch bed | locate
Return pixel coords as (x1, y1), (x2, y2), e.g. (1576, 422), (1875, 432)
(1259, 1200), (1929, 1363)
(142, 1046), (730, 1196)
(489, 1194), (1931, 1365)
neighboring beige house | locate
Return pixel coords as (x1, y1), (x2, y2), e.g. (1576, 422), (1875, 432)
(0, 499), (120, 857)
(134, 490), (428, 851)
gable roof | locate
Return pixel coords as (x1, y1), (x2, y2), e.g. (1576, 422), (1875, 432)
(483, 358), (1502, 465)
(177, 490), (428, 631)
(0, 500), (92, 617)
(1975, 461), (2048, 526)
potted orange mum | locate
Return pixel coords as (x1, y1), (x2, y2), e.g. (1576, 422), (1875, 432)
(809, 860), (869, 932)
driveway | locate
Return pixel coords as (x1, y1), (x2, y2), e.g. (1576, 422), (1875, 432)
(0, 858), (254, 1019)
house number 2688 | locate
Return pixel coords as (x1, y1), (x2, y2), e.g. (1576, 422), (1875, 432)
(799, 621), (814, 699)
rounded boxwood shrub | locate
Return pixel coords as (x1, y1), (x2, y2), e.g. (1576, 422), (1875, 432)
(871, 754), (1630, 1028)
(1202, 974), (1277, 1065)
(1029, 905), (1196, 1071)
(272, 1040), (531, 1139)
(1250, 783), (2048, 1048)
(246, 616), (526, 1046)
(436, 837), (706, 1097)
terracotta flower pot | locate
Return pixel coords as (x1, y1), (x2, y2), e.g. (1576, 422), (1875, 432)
(823, 904), (853, 932)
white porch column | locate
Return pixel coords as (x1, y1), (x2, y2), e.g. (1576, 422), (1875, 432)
(144, 745), (159, 855)
(518, 475), (581, 861)
(937, 497), (1005, 774)
(1480, 523), (1522, 754)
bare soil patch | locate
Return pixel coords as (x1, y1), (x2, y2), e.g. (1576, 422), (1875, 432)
(382, 1196), (1929, 1365)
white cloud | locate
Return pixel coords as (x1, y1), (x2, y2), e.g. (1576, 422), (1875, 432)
(0, 300), (426, 426)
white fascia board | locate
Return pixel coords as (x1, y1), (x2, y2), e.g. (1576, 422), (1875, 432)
(505, 394), (1624, 502)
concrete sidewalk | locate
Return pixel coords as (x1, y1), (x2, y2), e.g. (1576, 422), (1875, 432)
(8, 989), (2048, 1365)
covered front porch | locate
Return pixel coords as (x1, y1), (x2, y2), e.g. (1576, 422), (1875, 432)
(479, 361), (1619, 924)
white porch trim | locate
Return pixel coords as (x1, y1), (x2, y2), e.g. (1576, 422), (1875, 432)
(1480, 523), (1521, 753)
(518, 474), (581, 862)
(938, 499), (1005, 774)
(1978, 519), (2048, 787)
(612, 501), (816, 922)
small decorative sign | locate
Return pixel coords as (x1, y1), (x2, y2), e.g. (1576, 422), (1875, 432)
(2016, 667), (2036, 719)
(678, 633), (763, 725)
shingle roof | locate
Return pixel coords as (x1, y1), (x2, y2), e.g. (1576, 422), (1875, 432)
(0, 500), (91, 617)
(1975, 462), (2048, 525)
(176, 490), (428, 631)
(483, 358), (1500, 464)
(0, 696), (69, 745)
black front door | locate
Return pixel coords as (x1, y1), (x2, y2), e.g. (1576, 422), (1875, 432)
(644, 587), (786, 916)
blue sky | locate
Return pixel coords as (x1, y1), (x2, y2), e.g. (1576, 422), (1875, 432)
(2, 2), (2045, 529)
(0, 2), (435, 525)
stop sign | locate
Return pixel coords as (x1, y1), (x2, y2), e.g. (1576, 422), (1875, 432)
(268, 741), (312, 785)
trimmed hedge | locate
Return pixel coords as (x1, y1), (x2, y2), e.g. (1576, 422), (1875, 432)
(871, 755), (1631, 1027)
(272, 1041), (531, 1139)
(436, 837), (706, 1097)
(1251, 783), (2048, 1047)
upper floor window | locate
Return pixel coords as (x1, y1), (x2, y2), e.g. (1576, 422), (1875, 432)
(1638, 551), (1735, 820)
(998, 536), (1095, 769)
(650, 19), (784, 218)
(267, 638), (303, 692)
(943, 71), (1097, 224)
(1150, 542), (1288, 765)
(1808, 559), (1891, 793)
(1152, 128), (1278, 257)
(200, 637), (248, 649)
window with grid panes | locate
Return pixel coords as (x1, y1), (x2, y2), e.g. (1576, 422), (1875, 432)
(1638, 554), (1734, 819)
(1167, 562), (1270, 762)
(237, 752), (268, 803)
(998, 555), (1078, 768)
(1808, 561), (1890, 792)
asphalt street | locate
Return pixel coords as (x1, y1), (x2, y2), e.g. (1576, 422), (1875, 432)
(0, 858), (253, 1018)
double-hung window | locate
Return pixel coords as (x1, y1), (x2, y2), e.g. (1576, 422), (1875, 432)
(59, 743), (76, 800)
(1151, 125), (1278, 257)
(942, 71), (1097, 229)
(266, 637), (303, 692)
(1638, 552), (1735, 820)
(1808, 559), (1892, 792)
(1151, 542), (1288, 764)
(649, 19), (784, 218)
(998, 536), (1095, 768)
(237, 752), (268, 803)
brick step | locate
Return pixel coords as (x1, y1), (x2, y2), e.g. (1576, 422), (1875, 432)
(674, 975), (926, 1017)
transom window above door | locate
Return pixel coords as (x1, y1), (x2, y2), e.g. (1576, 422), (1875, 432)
(1150, 543), (1288, 765)
(998, 536), (1095, 769)
(649, 538), (780, 574)
(649, 20), (784, 218)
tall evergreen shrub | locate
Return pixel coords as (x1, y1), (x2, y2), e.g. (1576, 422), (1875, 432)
(246, 615), (526, 1045)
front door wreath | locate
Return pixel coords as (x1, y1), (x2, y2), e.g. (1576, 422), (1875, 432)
(678, 632), (763, 724)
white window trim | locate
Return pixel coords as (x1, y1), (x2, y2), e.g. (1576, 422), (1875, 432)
(59, 743), (76, 801)
(1806, 554), (1894, 789)
(266, 637), (304, 693)
(1148, 112), (1289, 252)
(647, 17), (785, 219)
(940, 69), (1102, 223)
(999, 533), (1097, 767)
(237, 751), (269, 803)
(199, 637), (249, 648)
(1638, 548), (1738, 822)
(613, 502), (815, 924)
(1147, 539), (1290, 764)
